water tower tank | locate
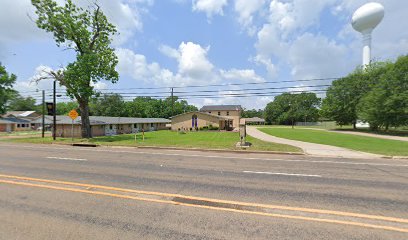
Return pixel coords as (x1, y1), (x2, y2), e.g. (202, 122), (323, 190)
(351, 2), (384, 68)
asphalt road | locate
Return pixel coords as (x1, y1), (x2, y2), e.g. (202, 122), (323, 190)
(0, 142), (407, 239)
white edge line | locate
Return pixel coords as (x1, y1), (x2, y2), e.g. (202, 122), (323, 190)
(46, 157), (87, 161)
(243, 171), (322, 178)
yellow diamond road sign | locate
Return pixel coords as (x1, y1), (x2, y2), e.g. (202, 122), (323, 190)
(68, 109), (79, 120)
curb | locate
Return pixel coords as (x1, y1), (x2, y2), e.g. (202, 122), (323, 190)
(128, 145), (305, 155)
(49, 142), (304, 155)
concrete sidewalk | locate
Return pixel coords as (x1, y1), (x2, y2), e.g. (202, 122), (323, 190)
(328, 130), (408, 142)
(247, 126), (383, 159)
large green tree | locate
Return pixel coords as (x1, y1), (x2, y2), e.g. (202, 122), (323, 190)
(56, 101), (79, 115)
(8, 94), (37, 111)
(0, 63), (17, 114)
(320, 62), (390, 128)
(32, 0), (119, 138)
(358, 55), (408, 130)
(264, 92), (320, 127)
(91, 94), (126, 117)
(123, 96), (197, 119)
(241, 108), (264, 118)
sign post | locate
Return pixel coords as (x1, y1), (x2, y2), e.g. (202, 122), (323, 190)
(68, 109), (79, 142)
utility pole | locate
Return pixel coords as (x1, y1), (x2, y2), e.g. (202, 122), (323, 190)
(42, 90), (45, 138)
(171, 87), (174, 117)
(53, 80), (56, 140)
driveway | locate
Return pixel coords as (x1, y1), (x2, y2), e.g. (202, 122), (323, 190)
(246, 126), (383, 159)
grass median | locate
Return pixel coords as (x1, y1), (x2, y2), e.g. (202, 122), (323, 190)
(2, 130), (302, 153)
(259, 127), (408, 156)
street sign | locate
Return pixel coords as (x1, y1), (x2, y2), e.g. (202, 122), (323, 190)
(68, 109), (79, 120)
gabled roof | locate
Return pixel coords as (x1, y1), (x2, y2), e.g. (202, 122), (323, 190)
(200, 105), (242, 111)
(0, 117), (30, 123)
(170, 111), (230, 120)
(2, 111), (37, 118)
(31, 116), (171, 125)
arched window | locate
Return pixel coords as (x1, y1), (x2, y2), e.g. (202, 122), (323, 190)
(192, 114), (198, 128)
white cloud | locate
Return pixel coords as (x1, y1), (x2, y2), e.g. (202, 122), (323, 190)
(268, 0), (336, 36)
(178, 42), (215, 79)
(0, 0), (152, 50)
(192, 0), (228, 19)
(288, 33), (349, 79)
(233, 0), (266, 34)
(116, 48), (176, 86)
(158, 45), (181, 60)
(0, 0), (47, 54)
(14, 65), (64, 100)
(220, 68), (264, 83)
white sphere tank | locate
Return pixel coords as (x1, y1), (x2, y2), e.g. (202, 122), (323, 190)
(351, 2), (384, 68)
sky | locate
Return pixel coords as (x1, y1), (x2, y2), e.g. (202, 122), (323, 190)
(0, 0), (407, 109)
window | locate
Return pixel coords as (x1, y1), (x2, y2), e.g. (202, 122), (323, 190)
(151, 123), (154, 127)
(226, 111), (229, 116)
(17, 124), (21, 128)
(218, 112), (221, 116)
(134, 124), (137, 128)
(109, 125), (113, 130)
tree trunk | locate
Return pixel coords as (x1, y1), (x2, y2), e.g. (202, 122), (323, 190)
(353, 122), (356, 129)
(78, 100), (92, 138)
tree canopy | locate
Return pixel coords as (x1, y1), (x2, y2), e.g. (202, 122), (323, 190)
(321, 57), (405, 130)
(91, 94), (198, 118)
(7, 94), (37, 111)
(0, 63), (17, 114)
(264, 93), (320, 126)
(357, 55), (408, 130)
(32, 0), (119, 138)
(241, 108), (264, 118)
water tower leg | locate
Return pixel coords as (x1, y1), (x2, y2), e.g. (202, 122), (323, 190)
(362, 29), (372, 69)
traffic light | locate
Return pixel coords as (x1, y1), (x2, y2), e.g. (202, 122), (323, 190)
(46, 102), (54, 116)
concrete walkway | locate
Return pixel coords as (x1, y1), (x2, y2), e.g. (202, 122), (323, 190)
(247, 126), (383, 159)
(328, 130), (408, 142)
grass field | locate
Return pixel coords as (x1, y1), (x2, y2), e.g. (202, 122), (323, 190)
(259, 128), (408, 156)
(2, 130), (301, 153)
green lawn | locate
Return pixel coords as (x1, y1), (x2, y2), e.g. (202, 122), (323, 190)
(2, 130), (301, 153)
(259, 128), (408, 156)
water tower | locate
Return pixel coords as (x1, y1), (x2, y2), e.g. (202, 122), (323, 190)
(351, 2), (384, 69)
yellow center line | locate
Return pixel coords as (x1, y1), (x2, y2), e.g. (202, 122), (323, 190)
(0, 174), (406, 224)
(1, 179), (407, 233)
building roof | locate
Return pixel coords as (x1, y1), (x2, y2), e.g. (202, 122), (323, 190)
(2, 111), (38, 118)
(242, 117), (265, 123)
(170, 111), (231, 120)
(0, 118), (15, 124)
(0, 117), (30, 124)
(31, 116), (171, 125)
(200, 105), (242, 112)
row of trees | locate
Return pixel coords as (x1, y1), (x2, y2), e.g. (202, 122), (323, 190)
(264, 93), (320, 126)
(321, 55), (408, 130)
(89, 94), (197, 118)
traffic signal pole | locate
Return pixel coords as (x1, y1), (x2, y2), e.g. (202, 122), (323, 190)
(42, 90), (45, 138)
(53, 80), (56, 140)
